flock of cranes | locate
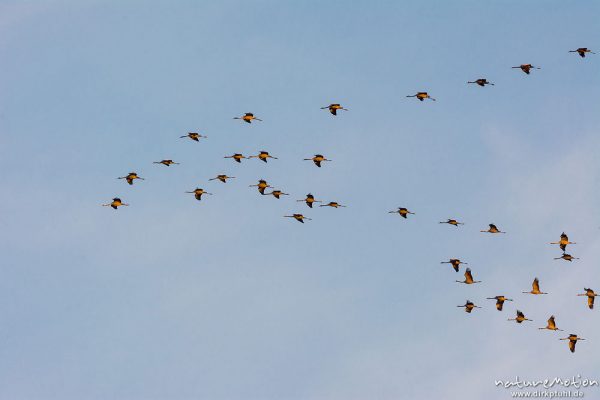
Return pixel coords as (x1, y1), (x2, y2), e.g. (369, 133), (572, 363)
(102, 48), (595, 353)
(441, 226), (596, 353)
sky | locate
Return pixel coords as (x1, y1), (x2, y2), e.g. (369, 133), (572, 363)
(1, 1), (599, 399)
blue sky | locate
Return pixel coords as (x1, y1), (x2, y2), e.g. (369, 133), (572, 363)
(1, 1), (599, 399)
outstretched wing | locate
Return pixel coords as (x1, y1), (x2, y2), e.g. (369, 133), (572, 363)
(496, 300), (504, 311)
(465, 269), (474, 283)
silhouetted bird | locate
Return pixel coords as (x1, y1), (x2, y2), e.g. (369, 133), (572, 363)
(304, 154), (331, 167)
(406, 92), (435, 101)
(457, 300), (480, 313)
(539, 315), (563, 331)
(440, 219), (464, 227)
(234, 113), (262, 123)
(180, 132), (207, 141)
(456, 268), (481, 284)
(266, 190), (289, 199)
(486, 296), (513, 311)
(186, 188), (212, 201)
(320, 201), (346, 208)
(118, 172), (144, 185)
(550, 232), (576, 252)
(284, 214), (311, 223)
(481, 223), (505, 234)
(209, 174), (235, 183)
(297, 194), (322, 208)
(577, 288), (597, 310)
(249, 179), (272, 195)
(560, 334), (585, 353)
(467, 78), (494, 87)
(523, 278), (547, 295)
(508, 310), (532, 323)
(441, 259), (467, 272)
(153, 159), (180, 166)
(569, 48), (595, 58)
(102, 197), (129, 210)
(224, 153), (248, 163)
(554, 253), (579, 262)
(320, 103), (348, 115)
(389, 207), (415, 219)
(248, 151), (277, 163)
(512, 64), (540, 74)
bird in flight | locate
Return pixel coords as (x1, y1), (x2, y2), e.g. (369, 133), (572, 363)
(481, 223), (506, 234)
(234, 113), (262, 123)
(456, 268), (481, 284)
(186, 188), (212, 201)
(117, 172), (144, 185)
(539, 315), (563, 331)
(320, 201), (346, 208)
(224, 153), (248, 163)
(248, 151), (278, 163)
(297, 193), (322, 208)
(321, 103), (348, 116)
(569, 47), (595, 58)
(406, 92), (436, 101)
(457, 300), (481, 313)
(180, 132), (207, 141)
(284, 214), (311, 223)
(441, 259), (467, 272)
(389, 207), (415, 219)
(249, 179), (272, 195)
(550, 232), (576, 252)
(554, 253), (579, 262)
(266, 190), (289, 199)
(153, 159), (180, 166)
(486, 296), (513, 311)
(560, 334), (585, 353)
(102, 197), (129, 210)
(508, 310), (532, 323)
(440, 219), (464, 227)
(209, 174), (235, 183)
(577, 288), (597, 309)
(467, 78), (494, 87)
(523, 278), (547, 295)
(512, 64), (540, 74)
(304, 154), (332, 168)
